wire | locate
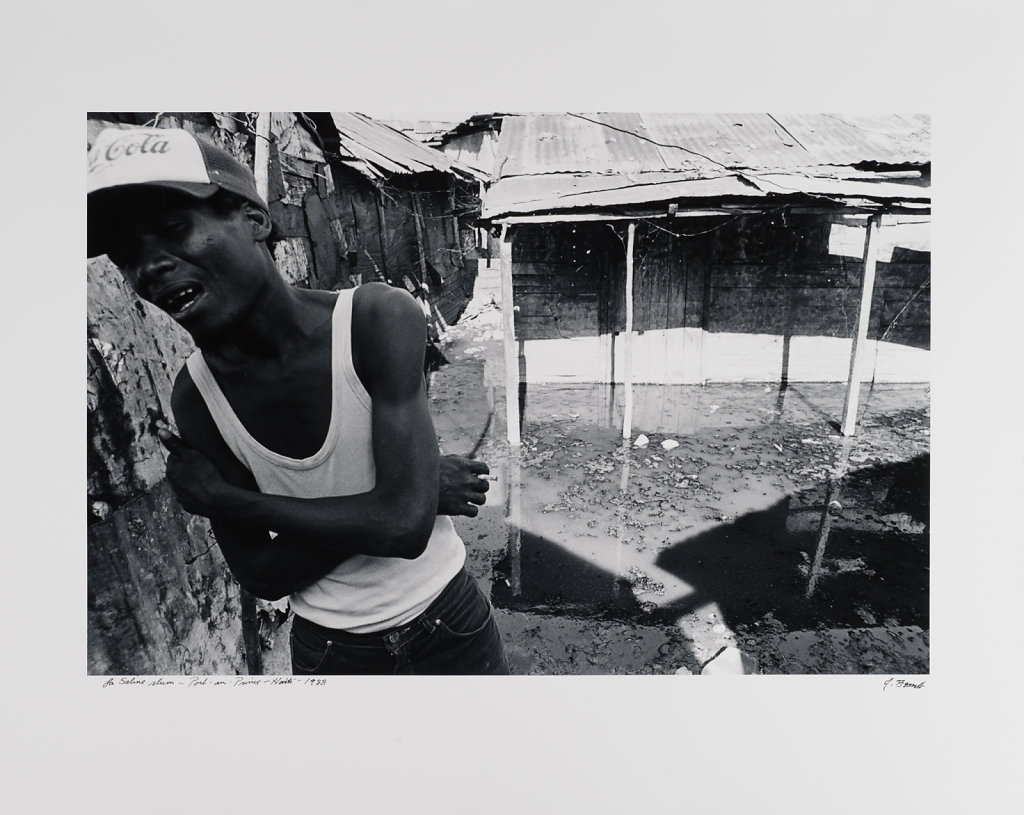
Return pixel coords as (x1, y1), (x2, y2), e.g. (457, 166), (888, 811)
(566, 112), (732, 172)
(878, 277), (931, 344)
(562, 112), (901, 208)
(640, 213), (747, 238)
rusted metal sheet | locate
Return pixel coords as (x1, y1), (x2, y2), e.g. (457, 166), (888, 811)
(743, 173), (930, 201)
(495, 112), (815, 175)
(494, 113), (683, 176)
(494, 113), (929, 178)
(483, 113), (933, 220)
(483, 113), (930, 217)
(483, 173), (761, 217)
(772, 114), (930, 166)
(641, 112), (818, 170)
(330, 112), (483, 181)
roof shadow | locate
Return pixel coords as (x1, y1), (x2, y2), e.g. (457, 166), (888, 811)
(491, 455), (929, 635)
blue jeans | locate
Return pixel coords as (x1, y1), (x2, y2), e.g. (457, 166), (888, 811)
(290, 567), (509, 675)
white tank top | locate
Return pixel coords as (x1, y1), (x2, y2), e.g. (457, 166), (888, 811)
(185, 288), (465, 633)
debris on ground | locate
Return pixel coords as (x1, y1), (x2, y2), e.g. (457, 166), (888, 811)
(412, 287), (930, 676)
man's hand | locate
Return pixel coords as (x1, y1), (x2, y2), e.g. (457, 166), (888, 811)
(156, 424), (238, 518)
(438, 455), (491, 517)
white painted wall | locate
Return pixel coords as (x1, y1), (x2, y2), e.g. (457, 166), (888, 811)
(521, 329), (929, 384)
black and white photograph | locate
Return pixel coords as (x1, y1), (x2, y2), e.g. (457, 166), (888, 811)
(5, 3), (1020, 812)
(86, 111), (932, 678)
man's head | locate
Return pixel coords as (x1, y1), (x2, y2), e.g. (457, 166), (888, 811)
(88, 127), (269, 258)
(88, 127), (278, 343)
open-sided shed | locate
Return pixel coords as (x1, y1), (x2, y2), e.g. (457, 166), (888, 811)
(469, 113), (930, 443)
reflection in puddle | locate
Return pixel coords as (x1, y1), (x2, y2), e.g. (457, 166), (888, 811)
(504, 450), (522, 597)
(805, 435), (854, 599)
(519, 381), (928, 438)
(490, 408), (929, 635)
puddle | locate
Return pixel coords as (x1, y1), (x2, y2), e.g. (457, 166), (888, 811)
(429, 300), (930, 673)
(488, 423), (929, 636)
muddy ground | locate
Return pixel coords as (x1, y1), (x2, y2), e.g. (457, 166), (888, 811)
(263, 288), (929, 676)
(427, 290), (929, 676)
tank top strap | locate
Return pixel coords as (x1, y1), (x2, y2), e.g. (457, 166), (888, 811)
(333, 287), (372, 414)
(185, 350), (254, 467)
(185, 291), (362, 471)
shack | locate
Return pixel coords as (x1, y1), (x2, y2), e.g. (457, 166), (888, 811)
(306, 112), (486, 331)
(460, 113), (931, 442)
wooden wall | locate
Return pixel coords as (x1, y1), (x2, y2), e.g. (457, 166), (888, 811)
(352, 173), (481, 331)
(510, 211), (931, 384)
(706, 213), (930, 351)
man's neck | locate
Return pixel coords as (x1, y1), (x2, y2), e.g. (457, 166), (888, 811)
(197, 281), (327, 367)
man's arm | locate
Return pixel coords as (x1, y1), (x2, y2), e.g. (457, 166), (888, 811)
(163, 284), (452, 559)
(165, 379), (491, 599)
(167, 370), (351, 601)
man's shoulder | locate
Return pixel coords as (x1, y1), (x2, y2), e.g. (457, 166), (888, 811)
(350, 283), (427, 391)
(352, 282), (423, 334)
(353, 280), (417, 310)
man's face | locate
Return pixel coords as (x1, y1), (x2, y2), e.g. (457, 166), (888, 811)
(100, 189), (270, 342)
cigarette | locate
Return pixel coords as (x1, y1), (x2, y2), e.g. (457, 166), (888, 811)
(480, 474), (498, 481)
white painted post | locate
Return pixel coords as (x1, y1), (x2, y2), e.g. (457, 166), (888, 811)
(840, 214), (882, 437)
(500, 225), (521, 446)
(254, 112), (272, 204)
(622, 222), (636, 440)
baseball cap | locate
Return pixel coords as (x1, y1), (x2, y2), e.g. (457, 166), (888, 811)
(87, 127), (269, 257)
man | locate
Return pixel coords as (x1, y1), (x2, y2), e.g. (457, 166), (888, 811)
(87, 126), (508, 675)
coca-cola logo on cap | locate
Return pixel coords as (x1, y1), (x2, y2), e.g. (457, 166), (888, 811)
(89, 133), (173, 173)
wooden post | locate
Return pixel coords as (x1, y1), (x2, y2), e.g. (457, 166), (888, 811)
(622, 222), (636, 440)
(254, 112), (272, 204)
(840, 213), (882, 436)
(500, 224), (520, 446)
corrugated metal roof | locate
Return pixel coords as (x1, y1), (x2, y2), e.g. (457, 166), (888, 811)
(742, 173), (930, 201)
(329, 112), (483, 180)
(493, 113), (929, 178)
(483, 112), (929, 218)
(495, 113), (720, 177)
(771, 114), (930, 166)
(482, 172), (759, 218)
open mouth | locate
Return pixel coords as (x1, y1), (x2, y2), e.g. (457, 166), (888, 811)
(155, 284), (205, 317)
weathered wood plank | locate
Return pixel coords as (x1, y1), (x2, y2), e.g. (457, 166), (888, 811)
(304, 192), (342, 290)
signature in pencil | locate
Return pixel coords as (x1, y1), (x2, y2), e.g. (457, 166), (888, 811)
(883, 677), (926, 691)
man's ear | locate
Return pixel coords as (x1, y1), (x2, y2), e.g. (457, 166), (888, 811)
(242, 203), (273, 241)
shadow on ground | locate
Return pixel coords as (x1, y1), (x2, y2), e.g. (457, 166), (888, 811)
(491, 454), (928, 671)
